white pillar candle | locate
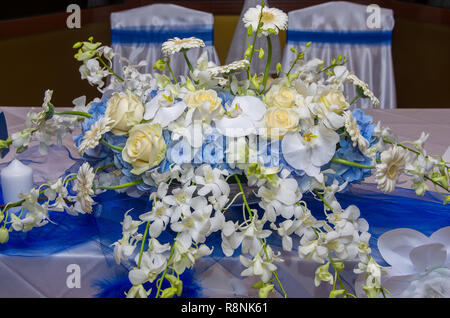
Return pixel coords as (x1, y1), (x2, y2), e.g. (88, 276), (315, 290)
(1, 159), (33, 208)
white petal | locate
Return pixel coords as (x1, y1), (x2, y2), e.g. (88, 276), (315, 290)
(409, 243), (447, 272)
(282, 132), (310, 171)
(430, 226), (450, 265)
(232, 95), (266, 121)
(378, 228), (430, 275)
(129, 269), (148, 285)
(215, 116), (256, 137)
(152, 102), (187, 127)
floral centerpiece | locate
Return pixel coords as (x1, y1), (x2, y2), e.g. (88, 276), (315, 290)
(0, 3), (449, 298)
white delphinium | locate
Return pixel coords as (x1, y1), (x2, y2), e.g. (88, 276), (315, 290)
(161, 37), (205, 55)
(257, 169), (302, 222)
(128, 238), (170, 285)
(243, 5), (288, 37)
(344, 111), (370, 154)
(78, 116), (113, 155)
(162, 184), (197, 220)
(139, 200), (174, 238)
(125, 285), (151, 298)
(170, 196), (212, 245)
(72, 162), (96, 213)
(293, 203), (326, 246)
(375, 145), (409, 193)
(406, 153), (438, 196)
(194, 164), (230, 198)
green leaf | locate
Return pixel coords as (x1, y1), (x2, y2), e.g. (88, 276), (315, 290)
(44, 103), (55, 121)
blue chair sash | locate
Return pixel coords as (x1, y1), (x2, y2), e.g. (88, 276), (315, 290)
(287, 30), (392, 46)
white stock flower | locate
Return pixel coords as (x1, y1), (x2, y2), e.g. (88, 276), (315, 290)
(243, 5), (288, 37)
(161, 37), (205, 55)
(375, 145), (408, 193)
(78, 116), (113, 155)
(72, 162), (96, 213)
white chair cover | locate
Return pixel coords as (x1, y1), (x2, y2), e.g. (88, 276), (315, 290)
(282, 1), (396, 109)
(226, 0), (282, 76)
(111, 4), (220, 77)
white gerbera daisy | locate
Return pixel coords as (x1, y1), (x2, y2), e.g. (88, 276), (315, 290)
(346, 74), (380, 108)
(344, 111), (369, 154)
(78, 116), (113, 155)
(208, 59), (250, 76)
(161, 37), (205, 55)
(243, 5), (288, 36)
(375, 145), (408, 193)
(72, 162), (96, 213)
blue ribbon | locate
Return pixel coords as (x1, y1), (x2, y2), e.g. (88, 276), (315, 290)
(111, 25), (214, 46)
(287, 30), (392, 45)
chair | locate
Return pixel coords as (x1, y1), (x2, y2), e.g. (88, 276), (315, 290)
(111, 4), (220, 77)
(281, 1), (396, 109)
(225, 0), (283, 76)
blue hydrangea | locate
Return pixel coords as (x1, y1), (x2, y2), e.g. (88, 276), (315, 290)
(352, 108), (375, 143)
(194, 129), (225, 167)
(325, 138), (372, 187)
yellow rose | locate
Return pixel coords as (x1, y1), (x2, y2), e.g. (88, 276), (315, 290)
(265, 107), (299, 139)
(319, 89), (349, 114)
(105, 91), (145, 136)
(265, 86), (297, 108)
(122, 123), (166, 175)
(183, 89), (222, 113)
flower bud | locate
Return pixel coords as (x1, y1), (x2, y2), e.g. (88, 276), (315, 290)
(0, 228), (9, 244)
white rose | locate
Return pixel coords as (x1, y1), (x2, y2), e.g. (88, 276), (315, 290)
(265, 107), (299, 139)
(319, 89), (349, 115)
(265, 85), (297, 108)
(105, 91), (145, 136)
(122, 123), (166, 175)
(183, 89), (223, 122)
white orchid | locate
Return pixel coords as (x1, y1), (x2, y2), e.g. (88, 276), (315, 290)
(282, 124), (340, 180)
(162, 184), (196, 219)
(194, 164), (230, 198)
(240, 253), (277, 283)
(144, 90), (187, 127)
(170, 196), (212, 245)
(214, 96), (266, 137)
(139, 201), (173, 238)
(171, 235), (212, 274)
(257, 169), (303, 222)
